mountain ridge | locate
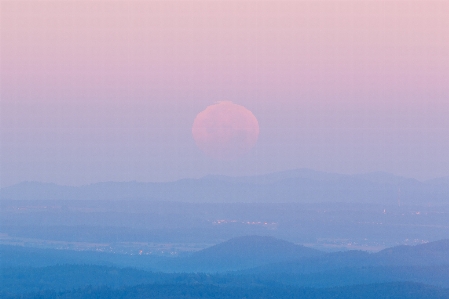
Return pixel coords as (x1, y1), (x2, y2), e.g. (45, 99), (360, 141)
(1, 169), (448, 204)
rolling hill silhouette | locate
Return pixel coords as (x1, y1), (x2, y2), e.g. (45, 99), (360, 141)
(166, 235), (323, 272)
(247, 239), (449, 268)
(1, 169), (448, 204)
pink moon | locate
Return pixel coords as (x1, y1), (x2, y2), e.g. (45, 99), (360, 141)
(192, 101), (259, 160)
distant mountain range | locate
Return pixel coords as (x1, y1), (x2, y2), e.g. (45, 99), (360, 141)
(1, 169), (448, 204)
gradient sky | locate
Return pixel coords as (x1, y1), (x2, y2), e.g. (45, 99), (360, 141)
(1, 1), (448, 187)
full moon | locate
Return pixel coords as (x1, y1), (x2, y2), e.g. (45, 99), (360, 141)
(192, 101), (259, 160)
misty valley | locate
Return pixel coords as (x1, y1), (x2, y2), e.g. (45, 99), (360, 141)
(1, 170), (449, 298)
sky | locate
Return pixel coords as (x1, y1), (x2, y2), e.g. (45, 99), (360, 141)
(1, 1), (448, 187)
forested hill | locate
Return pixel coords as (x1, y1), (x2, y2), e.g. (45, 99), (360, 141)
(3, 282), (449, 299)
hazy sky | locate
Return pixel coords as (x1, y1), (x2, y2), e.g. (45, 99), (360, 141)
(1, 1), (448, 187)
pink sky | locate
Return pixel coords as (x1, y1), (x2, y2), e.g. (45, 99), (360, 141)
(1, 1), (448, 186)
